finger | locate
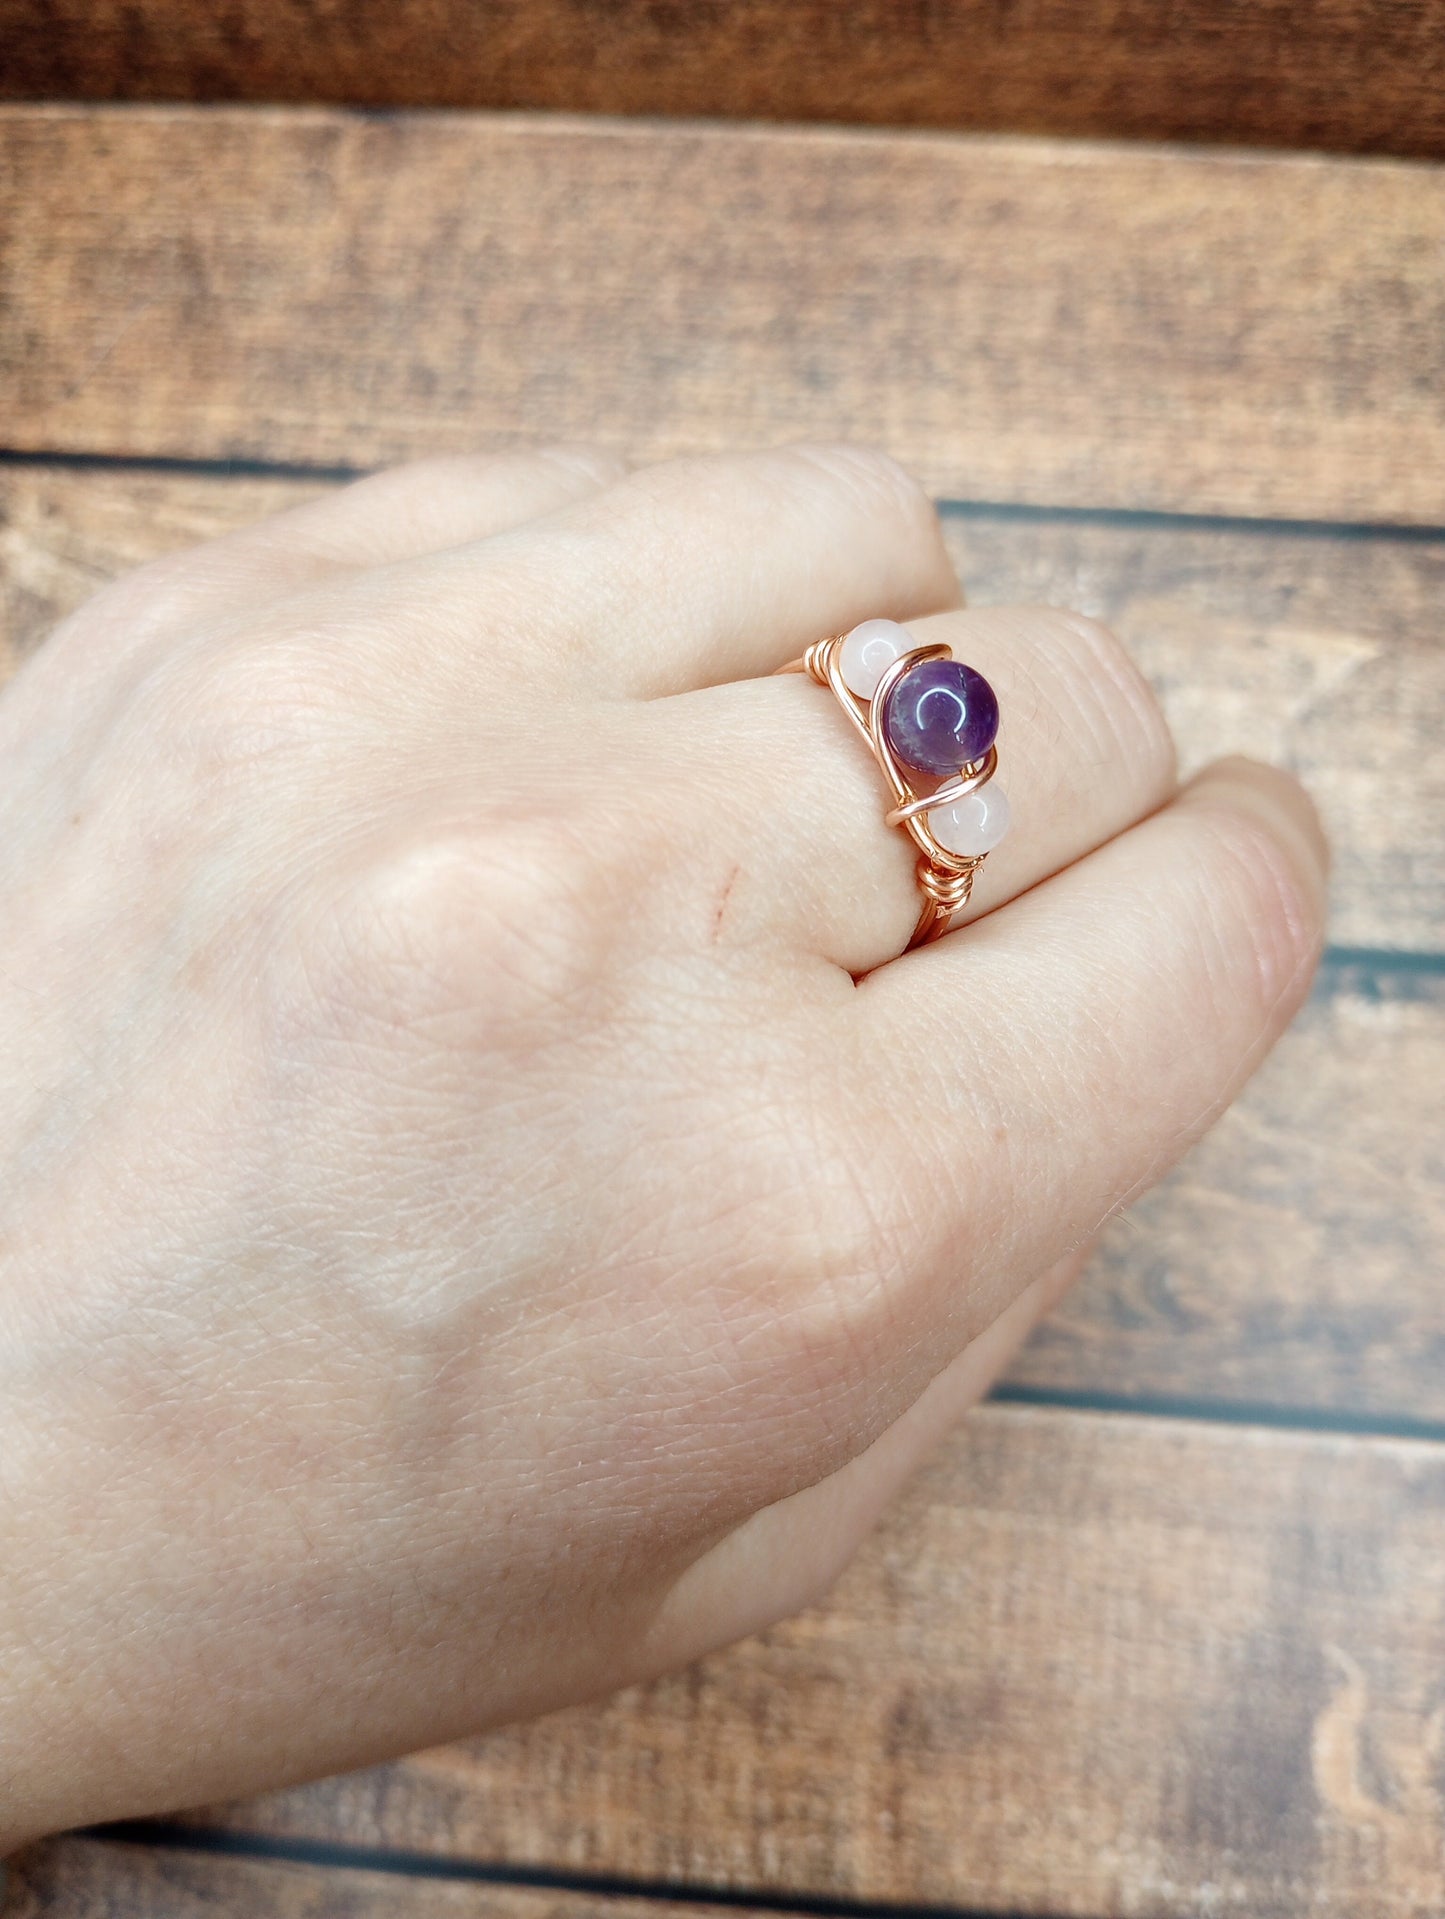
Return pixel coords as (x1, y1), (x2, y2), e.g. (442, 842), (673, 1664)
(638, 1243), (1091, 1664)
(346, 443), (963, 697)
(858, 757), (1328, 1314)
(653, 605), (1177, 976)
(65, 447), (629, 651)
(218, 447), (631, 576)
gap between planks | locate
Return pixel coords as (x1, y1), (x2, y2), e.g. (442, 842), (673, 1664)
(70, 1825), (1057, 1919)
(8, 1832), (1043, 1919)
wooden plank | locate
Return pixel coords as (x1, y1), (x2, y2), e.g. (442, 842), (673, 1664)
(3, 0), (1445, 162)
(2, 107), (1444, 524)
(4, 464), (1442, 1422)
(1030, 963), (1445, 1421)
(4, 1834), (727, 1919)
(192, 1405), (1445, 1919)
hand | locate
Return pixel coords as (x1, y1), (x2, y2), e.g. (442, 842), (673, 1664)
(0, 445), (1326, 1845)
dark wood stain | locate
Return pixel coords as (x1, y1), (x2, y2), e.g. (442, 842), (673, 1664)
(3, 0), (1445, 160)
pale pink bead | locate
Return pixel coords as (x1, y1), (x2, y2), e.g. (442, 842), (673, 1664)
(927, 784), (1011, 856)
(839, 619), (912, 700)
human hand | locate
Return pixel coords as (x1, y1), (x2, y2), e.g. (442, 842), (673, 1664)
(0, 446), (1326, 1845)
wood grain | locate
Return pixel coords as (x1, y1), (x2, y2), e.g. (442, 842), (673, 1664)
(4, 463), (1442, 1423)
(5, 1835), (728, 1919)
(3, 107), (1444, 524)
(190, 1404), (1445, 1919)
(3, 0), (1445, 161)
(1028, 963), (1445, 1420)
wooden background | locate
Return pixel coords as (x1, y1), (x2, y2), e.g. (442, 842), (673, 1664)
(3, 5), (1445, 1914)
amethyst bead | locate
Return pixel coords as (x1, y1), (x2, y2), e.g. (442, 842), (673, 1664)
(881, 658), (999, 776)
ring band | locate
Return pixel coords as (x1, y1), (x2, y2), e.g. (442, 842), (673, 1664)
(778, 620), (1009, 952)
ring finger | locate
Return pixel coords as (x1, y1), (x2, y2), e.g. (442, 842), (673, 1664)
(658, 604), (1178, 976)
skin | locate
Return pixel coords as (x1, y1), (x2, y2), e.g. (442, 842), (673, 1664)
(0, 444), (1328, 1848)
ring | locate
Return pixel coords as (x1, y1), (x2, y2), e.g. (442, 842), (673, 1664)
(778, 619), (1009, 951)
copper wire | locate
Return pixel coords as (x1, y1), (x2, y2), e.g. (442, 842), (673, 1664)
(779, 633), (999, 950)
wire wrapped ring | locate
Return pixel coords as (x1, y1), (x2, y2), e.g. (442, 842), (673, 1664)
(777, 621), (1008, 951)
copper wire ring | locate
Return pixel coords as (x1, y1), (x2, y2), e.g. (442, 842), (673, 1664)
(777, 633), (1000, 951)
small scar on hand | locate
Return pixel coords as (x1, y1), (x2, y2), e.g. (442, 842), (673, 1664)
(712, 863), (743, 942)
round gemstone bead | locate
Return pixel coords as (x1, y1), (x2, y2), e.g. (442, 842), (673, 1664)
(839, 618), (912, 700)
(927, 783), (1011, 857)
(881, 658), (999, 776)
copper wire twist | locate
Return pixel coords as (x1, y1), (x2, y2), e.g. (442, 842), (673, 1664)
(780, 633), (998, 950)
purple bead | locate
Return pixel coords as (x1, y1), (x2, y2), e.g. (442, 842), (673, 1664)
(881, 659), (999, 776)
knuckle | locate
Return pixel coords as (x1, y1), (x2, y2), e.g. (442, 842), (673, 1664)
(377, 445), (625, 497)
(1178, 788), (1325, 1015)
(346, 453), (492, 496)
(786, 441), (940, 537)
(1033, 607), (1177, 795)
(154, 635), (348, 778)
(535, 443), (630, 490)
(314, 817), (618, 1047)
(65, 554), (209, 652)
(101, 634), (351, 829)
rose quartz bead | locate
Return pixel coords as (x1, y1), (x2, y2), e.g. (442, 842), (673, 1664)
(839, 619), (912, 700)
(927, 784), (1011, 857)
